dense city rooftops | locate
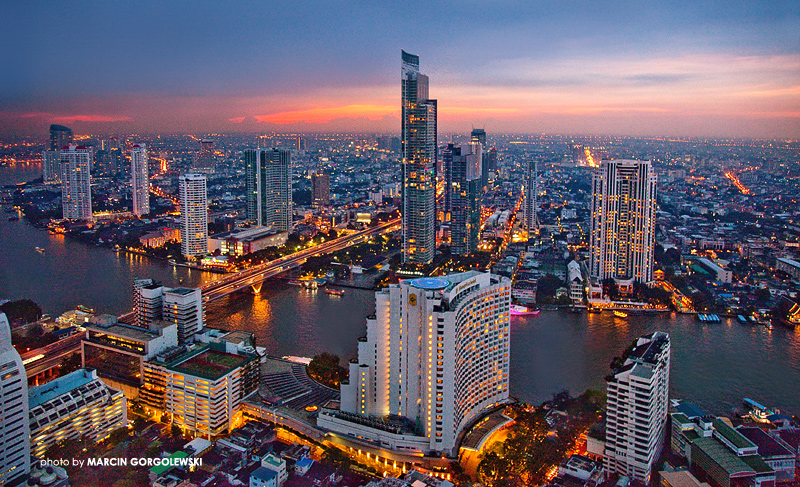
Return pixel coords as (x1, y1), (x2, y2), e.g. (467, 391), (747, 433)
(736, 427), (794, 458)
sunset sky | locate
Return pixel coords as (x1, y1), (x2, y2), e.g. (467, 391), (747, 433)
(1, 0), (798, 138)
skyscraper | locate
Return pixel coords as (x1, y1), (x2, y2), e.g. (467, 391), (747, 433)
(131, 143), (149, 217)
(470, 129), (489, 190)
(133, 278), (163, 328)
(311, 172), (330, 209)
(320, 272), (511, 455)
(524, 158), (537, 234)
(193, 139), (216, 172)
(0, 313), (31, 485)
(179, 173), (208, 257)
(444, 142), (482, 256)
(605, 332), (671, 482)
(244, 148), (292, 231)
(42, 150), (60, 183)
(401, 50), (437, 265)
(470, 128), (486, 147)
(49, 124), (73, 151)
(589, 159), (657, 285)
(60, 145), (93, 220)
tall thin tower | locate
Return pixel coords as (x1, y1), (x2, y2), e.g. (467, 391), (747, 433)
(589, 159), (657, 284)
(179, 173), (208, 257)
(131, 143), (149, 217)
(401, 50), (437, 265)
(524, 158), (537, 234)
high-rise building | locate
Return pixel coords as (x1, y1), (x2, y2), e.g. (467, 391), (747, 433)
(470, 128), (486, 147)
(319, 272), (511, 455)
(401, 50), (437, 265)
(444, 142), (482, 256)
(162, 287), (205, 344)
(311, 172), (330, 209)
(605, 331), (671, 482)
(193, 139), (216, 172)
(0, 313), (31, 484)
(524, 158), (537, 234)
(131, 143), (149, 217)
(179, 173), (208, 257)
(60, 145), (93, 220)
(589, 159), (657, 285)
(28, 369), (127, 458)
(49, 124), (73, 151)
(133, 278), (164, 328)
(42, 150), (60, 183)
(244, 148), (292, 231)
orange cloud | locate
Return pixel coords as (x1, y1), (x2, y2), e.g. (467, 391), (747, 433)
(255, 104), (396, 124)
(228, 116), (246, 123)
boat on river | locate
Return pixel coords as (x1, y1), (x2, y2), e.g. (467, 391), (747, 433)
(511, 305), (540, 316)
(613, 310), (628, 318)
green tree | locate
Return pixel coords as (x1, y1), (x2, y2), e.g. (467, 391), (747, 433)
(307, 353), (347, 388)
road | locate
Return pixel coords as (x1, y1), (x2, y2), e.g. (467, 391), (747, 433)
(20, 332), (83, 379)
(201, 218), (401, 300)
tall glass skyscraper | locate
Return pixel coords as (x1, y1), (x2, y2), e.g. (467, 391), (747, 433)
(49, 124), (73, 151)
(524, 158), (537, 234)
(401, 50), (437, 265)
(244, 148), (292, 231)
(0, 313), (31, 485)
(444, 142), (482, 256)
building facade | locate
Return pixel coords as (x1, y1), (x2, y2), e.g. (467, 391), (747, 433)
(590, 159), (657, 285)
(0, 313), (31, 484)
(43, 150), (61, 183)
(28, 369), (127, 458)
(321, 272), (511, 455)
(444, 143), (482, 256)
(141, 344), (259, 438)
(131, 143), (149, 217)
(162, 287), (204, 344)
(401, 50), (437, 265)
(524, 158), (537, 234)
(179, 173), (208, 257)
(605, 331), (671, 482)
(49, 124), (73, 151)
(60, 145), (93, 220)
(244, 148), (292, 231)
(311, 172), (331, 209)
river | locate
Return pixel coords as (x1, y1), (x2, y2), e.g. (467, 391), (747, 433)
(1, 163), (798, 416)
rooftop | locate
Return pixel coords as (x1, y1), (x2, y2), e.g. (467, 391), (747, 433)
(171, 349), (250, 380)
(713, 418), (757, 451)
(692, 437), (755, 477)
(149, 451), (188, 476)
(86, 322), (160, 343)
(736, 427), (793, 458)
(251, 466), (277, 482)
(29, 368), (97, 409)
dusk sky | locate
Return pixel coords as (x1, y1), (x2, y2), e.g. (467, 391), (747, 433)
(1, 1), (798, 138)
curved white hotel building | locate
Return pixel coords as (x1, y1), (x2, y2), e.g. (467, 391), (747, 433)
(319, 271), (511, 456)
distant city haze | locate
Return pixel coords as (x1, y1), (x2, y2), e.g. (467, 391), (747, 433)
(1, 1), (798, 138)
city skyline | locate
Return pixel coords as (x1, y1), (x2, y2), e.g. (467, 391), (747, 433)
(1, 1), (798, 139)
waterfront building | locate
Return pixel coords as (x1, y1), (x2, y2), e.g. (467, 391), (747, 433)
(49, 124), (73, 151)
(28, 368), (127, 458)
(82, 316), (178, 399)
(443, 142), (482, 256)
(131, 143), (149, 216)
(208, 227), (289, 257)
(319, 271), (511, 455)
(567, 260), (584, 305)
(162, 287), (204, 344)
(604, 331), (670, 482)
(311, 172), (331, 209)
(60, 144), (93, 220)
(245, 148), (292, 231)
(589, 159), (657, 286)
(523, 158), (537, 235)
(0, 313), (31, 484)
(141, 343), (259, 438)
(401, 50), (437, 265)
(671, 414), (778, 487)
(179, 173), (208, 257)
(42, 150), (61, 183)
(134, 278), (164, 328)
